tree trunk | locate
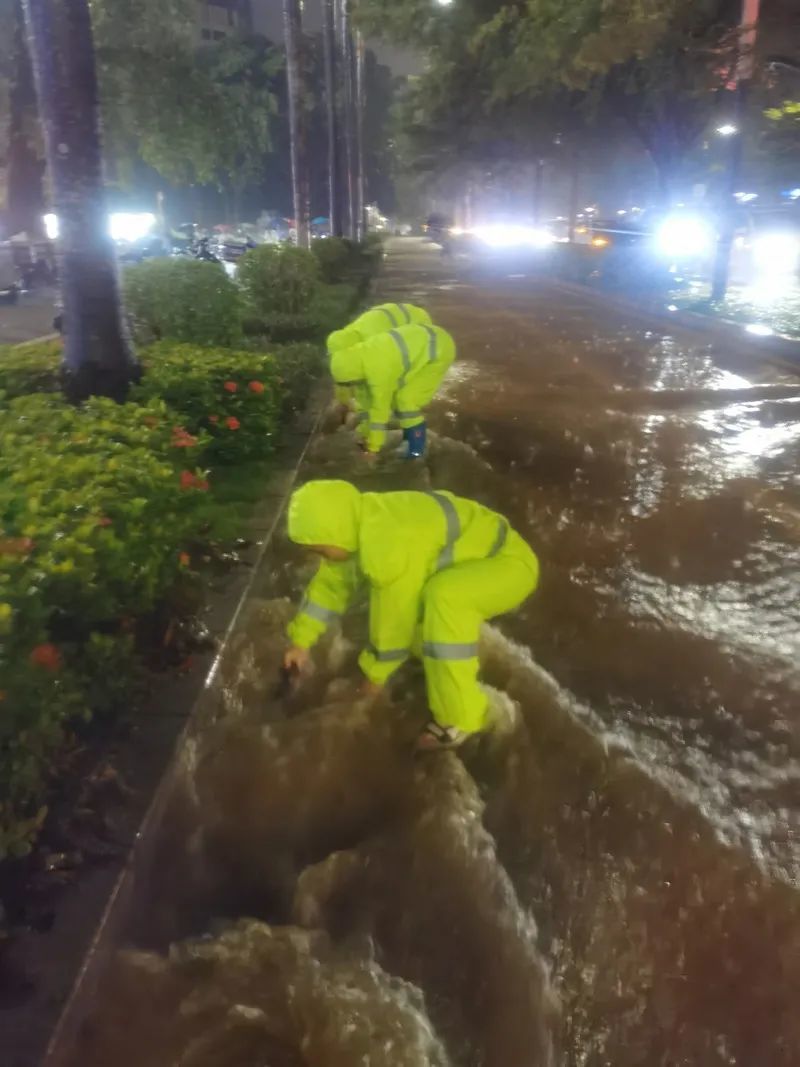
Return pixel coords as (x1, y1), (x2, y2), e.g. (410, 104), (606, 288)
(354, 31), (366, 241)
(338, 0), (356, 240)
(22, 0), (138, 402)
(282, 0), (310, 248)
(7, 0), (45, 238)
(322, 0), (343, 237)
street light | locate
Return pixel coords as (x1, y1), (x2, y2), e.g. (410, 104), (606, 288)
(435, 0), (455, 6)
(716, 123), (738, 136)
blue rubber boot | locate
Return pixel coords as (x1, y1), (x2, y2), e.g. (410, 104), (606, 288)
(403, 422), (427, 458)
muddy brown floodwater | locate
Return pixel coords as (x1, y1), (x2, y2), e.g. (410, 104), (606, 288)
(65, 240), (800, 1067)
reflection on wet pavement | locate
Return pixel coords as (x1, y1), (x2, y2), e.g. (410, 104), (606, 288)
(66, 240), (800, 1067)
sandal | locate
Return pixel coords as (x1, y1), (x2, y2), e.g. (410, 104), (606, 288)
(416, 721), (469, 751)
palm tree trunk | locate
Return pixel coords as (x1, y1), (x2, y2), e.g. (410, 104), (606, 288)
(354, 31), (366, 241)
(283, 0), (310, 248)
(338, 0), (356, 240)
(22, 0), (138, 401)
(322, 0), (342, 237)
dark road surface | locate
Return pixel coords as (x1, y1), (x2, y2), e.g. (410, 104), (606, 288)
(0, 288), (56, 344)
(64, 239), (800, 1067)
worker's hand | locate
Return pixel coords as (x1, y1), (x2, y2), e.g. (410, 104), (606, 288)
(360, 678), (384, 700)
(284, 646), (311, 673)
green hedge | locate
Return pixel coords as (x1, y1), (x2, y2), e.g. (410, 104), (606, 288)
(311, 237), (352, 283)
(0, 339), (62, 398)
(124, 258), (243, 347)
(238, 244), (320, 324)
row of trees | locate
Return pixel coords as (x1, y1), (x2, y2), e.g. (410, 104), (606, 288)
(359, 0), (800, 256)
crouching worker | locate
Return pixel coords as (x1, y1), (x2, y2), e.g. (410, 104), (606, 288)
(283, 480), (539, 750)
(327, 302), (433, 356)
(330, 323), (455, 459)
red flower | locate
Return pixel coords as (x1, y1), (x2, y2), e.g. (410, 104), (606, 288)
(208, 415), (219, 424)
(248, 380), (265, 394)
(225, 416), (240, 430)
(179, 551), (190, 567)
(171, 426), (198, 448)
(0, 537), (34, 556)
(97, 517), (113, 528)
(30, 643), (61, 672)
(180, 471), (209, 492)
(223, 381), (238, 393)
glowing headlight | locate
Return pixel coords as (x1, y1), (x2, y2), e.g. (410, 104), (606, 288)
(655, 215), (713, 258)
(472, 224), (554, 249)
(109, 212), (156, 242)
(43, 213), (59, 240)
(752, 232), (800, 275)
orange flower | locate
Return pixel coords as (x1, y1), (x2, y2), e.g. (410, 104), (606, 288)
(30, 643), (61, 672)
(180, 470), (196, 490)
(179, 552), (190, 567)
(226, 416), (240, 430)
(97, 516), (113, 528)
(223, 380), (238, 393)
(196, 478), (210, 491)
(248, 380), (265, 394)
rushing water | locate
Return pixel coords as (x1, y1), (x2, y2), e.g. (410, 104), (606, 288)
(66, 242), (800, 1066)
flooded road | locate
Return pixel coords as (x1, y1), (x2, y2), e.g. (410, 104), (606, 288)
(65, 239), (800, 1066)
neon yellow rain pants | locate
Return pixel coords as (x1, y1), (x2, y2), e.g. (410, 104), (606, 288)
(286, 481), (539, 734)
(327, 302), (432, 356)
(329, 324), (456, 452)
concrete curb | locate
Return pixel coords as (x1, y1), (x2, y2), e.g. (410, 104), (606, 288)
(41, 396), (328, 1067)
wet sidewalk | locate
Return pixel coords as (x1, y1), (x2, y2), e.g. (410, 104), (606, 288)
(60, 238), (800, 1067)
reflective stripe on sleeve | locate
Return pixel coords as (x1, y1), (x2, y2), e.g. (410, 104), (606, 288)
(487, 520), (509, 558)
(426, 491), (461, 570)
(398, 303), (412, 323)
(422, 324), (438, 362)
(366, 644), (409, 662)
(380, 307), (398, 326)
(370, 422), (390, 431)
(395, 408), (423, 420)
(422, 641), (479, 660)
(301, 600), (341, 624)
(389, 329), (412, 384)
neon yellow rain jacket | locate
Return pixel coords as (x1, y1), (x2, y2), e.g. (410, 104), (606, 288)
(286, 481), (539, 730)
(330, 324), (456, 452)
(327, 303), (432, 356)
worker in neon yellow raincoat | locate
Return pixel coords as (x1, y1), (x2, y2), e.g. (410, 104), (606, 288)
(327, 302), (433, 355)
(330, 322), (455, 458)
(283, 480), (539, 750)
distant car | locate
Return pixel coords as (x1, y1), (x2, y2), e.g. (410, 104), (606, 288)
(0, 244), (20, 303)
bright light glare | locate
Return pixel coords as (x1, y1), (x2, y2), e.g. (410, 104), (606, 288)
(42, 211), (156, 243)
(435, 0), (454, 6)
(655, 215), (713, 258)
(734, 191), (758, 203)
(745, 323), (774, 337)
(752, 232), (800, 276)
(472, 224), (554, 249)
(109, 212), (156, 242)
(717, 124), (738, 136)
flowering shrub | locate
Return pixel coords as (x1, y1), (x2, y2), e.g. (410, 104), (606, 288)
(238, 244), (321, 323)
(0, 393), (207, 856)
(132, 342), (282, 464)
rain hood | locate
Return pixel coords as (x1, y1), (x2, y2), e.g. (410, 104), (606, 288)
(287, 480), (362, 552)
(330, 344), (366, 385)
